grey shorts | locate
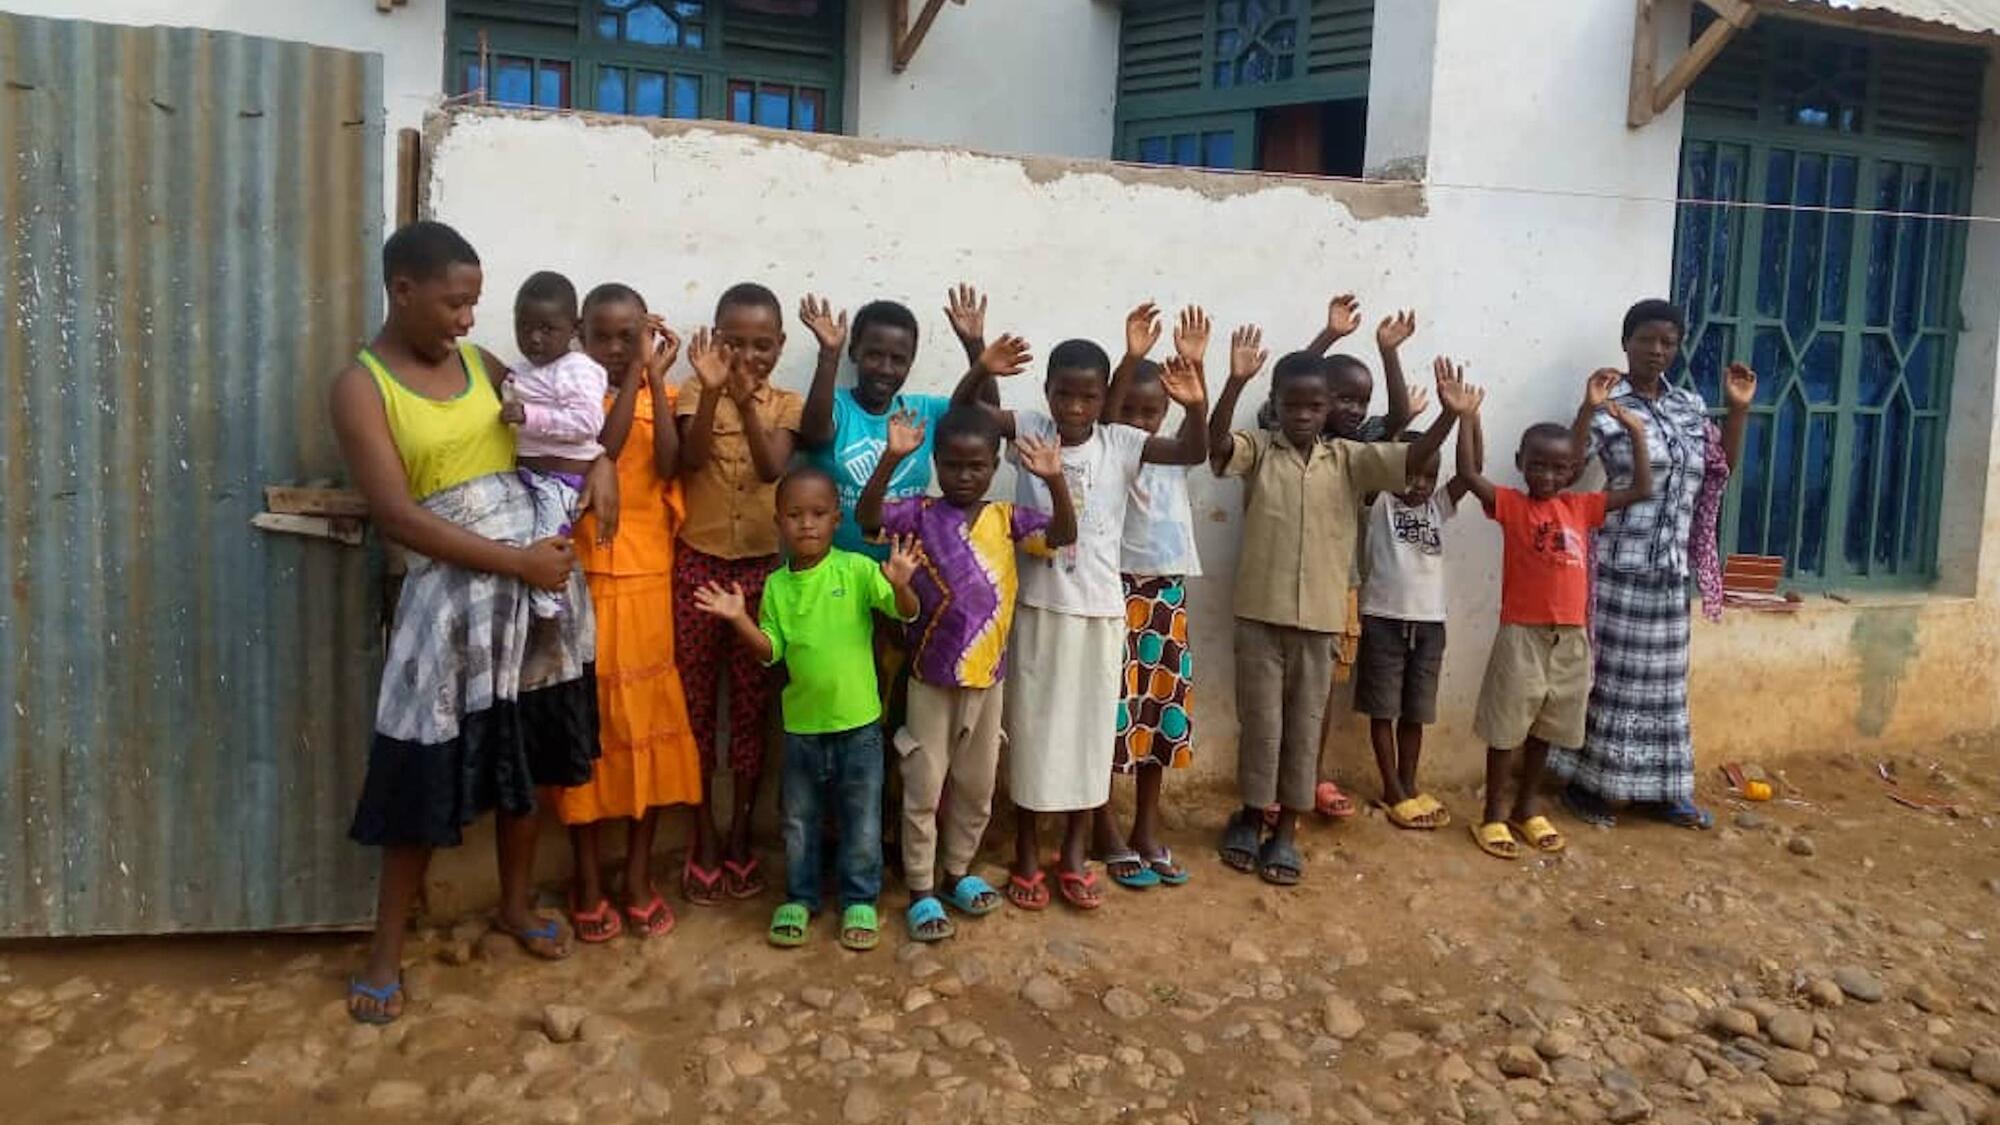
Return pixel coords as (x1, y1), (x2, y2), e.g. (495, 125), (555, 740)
(1473, 623), (1592, 751)
(1352, 615), (1446, 724)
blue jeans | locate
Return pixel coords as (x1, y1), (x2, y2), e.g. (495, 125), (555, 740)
(779, 724), (884, 913)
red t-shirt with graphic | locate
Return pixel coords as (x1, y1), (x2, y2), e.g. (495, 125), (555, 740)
(1486, 487), (1609, 626)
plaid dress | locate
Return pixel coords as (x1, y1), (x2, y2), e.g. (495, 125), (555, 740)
(1547, 381), (1706, 804)
(350, 472), (599, 847)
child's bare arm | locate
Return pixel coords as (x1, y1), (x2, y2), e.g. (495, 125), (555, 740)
(1603, 405), (1655, 512)
(1209, 325), (1267, 475)
(797, 294), (848, 448)
(949, 334), (1033, 440)
(1303, 293), (1361, 356)
(1105, 301), (1161, 423)
(1451, 386), (1496, 510)
(1016, 435), (1078, 547)
(693, 582), (775, 664)
(599, 366), (644, 461)
(857, 410), (925, 538)
(1142, 354), (1209, 465)
(1406, 356), (1472, 477)
(649, 380), (680, 480)
(677, 329), (731, 474)
(1376, 311), (1417, 434)
(731, 372), (796, 482)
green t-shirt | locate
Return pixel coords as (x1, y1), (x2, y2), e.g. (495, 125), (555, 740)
(759, 548), (911, 735)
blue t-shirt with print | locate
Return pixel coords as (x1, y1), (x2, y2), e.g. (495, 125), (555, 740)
(808, 388), (954, 558)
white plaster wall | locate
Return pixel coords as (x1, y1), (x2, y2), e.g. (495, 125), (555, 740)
(0, 0), (443, 224)
(845, 0), (1120, 158)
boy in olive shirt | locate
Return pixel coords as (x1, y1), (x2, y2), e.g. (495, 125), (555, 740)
(694, 467), (919, 951)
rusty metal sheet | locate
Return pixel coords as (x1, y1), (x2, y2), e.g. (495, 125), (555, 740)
(0, 13), (385, 936)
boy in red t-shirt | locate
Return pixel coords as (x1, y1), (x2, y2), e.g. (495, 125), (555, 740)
(1449, 360), (1653, 860)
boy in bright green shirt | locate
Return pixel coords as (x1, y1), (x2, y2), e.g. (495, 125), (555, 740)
(695, 467), (919, 951)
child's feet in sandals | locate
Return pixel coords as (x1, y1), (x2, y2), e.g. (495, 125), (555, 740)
(723, 855), (766, 899)
(839, 904), (880, 951)
(347, 974), (404, 1025)
(943, 874), (1002, 916)
(1142, 847), (1190, 886)
(1056, 867), (1104, 910)
(624, 887), (677, 938)
(682, 856), (725, 906)
(1005, 869), (1050, 911)
(493, 914), (573, 960)
(1382, 794), (1451, 830)
(1218, 809), (1261, 873)
(568, 897), (624, 944)
(1471, 821), (1520, 860)
(1103, 848), (1161, 890)
(1315, 780), (1357, 819)
(767, 902), (810, 948)
(906, 896), (955, 942)
(1508, 815), (1567, 854)
(1257, 837), (1304, 886)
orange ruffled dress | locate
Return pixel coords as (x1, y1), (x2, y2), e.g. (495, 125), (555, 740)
(558, 386), (702, 824)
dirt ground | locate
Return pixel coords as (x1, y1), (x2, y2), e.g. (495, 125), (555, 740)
(6, 744), (2000, 1125)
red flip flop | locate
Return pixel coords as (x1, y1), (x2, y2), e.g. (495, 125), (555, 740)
(682, 857), (725, 907)
(625, 887), (676, 938)
(1315, 780), (1357, 819)
(1056, 869), (1103, 911)
(1005, 870), (1050, 911)
(569, 897), (623, 944)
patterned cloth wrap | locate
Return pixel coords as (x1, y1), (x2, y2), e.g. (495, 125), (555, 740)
(1690, 419), (1730, 622)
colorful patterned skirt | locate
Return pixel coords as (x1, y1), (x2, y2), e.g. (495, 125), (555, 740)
(1547, 567), (1695, 803)
(1113, 575), (1194, 772)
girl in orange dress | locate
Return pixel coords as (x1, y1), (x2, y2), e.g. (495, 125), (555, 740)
(559, 283), (704, 939)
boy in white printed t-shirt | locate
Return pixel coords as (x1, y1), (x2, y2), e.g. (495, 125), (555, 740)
(1353, 422), (1479, 831)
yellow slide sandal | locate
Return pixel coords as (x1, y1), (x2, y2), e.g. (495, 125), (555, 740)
(1470, 821), (1519, 860)
(1508, 815), (1566, 854)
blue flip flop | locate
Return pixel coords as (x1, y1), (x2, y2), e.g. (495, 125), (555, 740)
(1653, 799), (1714, 830)
(1105, 849), (1161, 890)
(347, 976), (403, 1026)
(943, 874), (1001, 917)
(1144, 847), (1191, 886)
(496, 916), (571, 960)
(905, 895), (955, 942)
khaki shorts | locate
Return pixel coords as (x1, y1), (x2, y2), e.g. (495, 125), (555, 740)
(1473, 623), (1591, 751)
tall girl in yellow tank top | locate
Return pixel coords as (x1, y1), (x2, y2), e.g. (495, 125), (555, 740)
(329, 222), (615, 1026)
(557, 283), (704, 941)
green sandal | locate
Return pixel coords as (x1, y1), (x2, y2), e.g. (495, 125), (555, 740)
(768, 902), (810, 948)
(839, 903), (880, 952)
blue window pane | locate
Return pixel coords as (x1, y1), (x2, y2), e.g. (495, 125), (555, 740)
(1875, 394), (1910, 565)
(756, 89), (791, 128)
(1908, 335), (1936, 409)
(672, 74), (701, 118)
(634, 71), (667, 116)
(1784, 154), (1826, 348)
(1844, 414), (1878, 570)
(464, 61), (482, 96)
(1905, 417), (1934, 564)
(597, 67), (627, 113)
(536, 62), (568, 107)
(597, 14), (619, 38)
(627, 3), (675, 45)
(795, 91), (819, 132)
(1735, 414), (1770, 551)
(1755, 150), (1793, 318)
(1768, 388), (1805, 558)
(730, 86), (753, 122)
(1214, 62), (1234, 87)
(1799, 330), (1840, 407)
(1800, 413), (1833, 575)
(1202, 131), (1235, 169)
(1172, 133), (1199, 165)
(678, 0), (705, 47)
(1892, 167), (1929, 344)
(1865, 164), (1901, 326)
(1137, 136), (1169, 164)
(604, 0), (635, 8)
(1859, 333), (1898, 407)
(493, 58), (534, 106)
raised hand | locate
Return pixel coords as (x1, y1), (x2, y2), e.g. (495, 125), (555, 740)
(976, 334), (1034, 378)
(1723, 362), (1757, 412)
(692, 580), (748, 621)
(1158, 353), (1208, 407)
(1584, 367), (1622, 408)
(881, 535), (922, 587)
(799, 294), (849, 353)
(1174, 305), (1212, 365)
(1015, 434), (1064, 482)
(1124, 301), (1162, 360)
(1404, 385), (1431, 420)
(644, 315), (680, 386)
(945, 283), (988, 345)
(1376, 310), (1417, 353)
(1229, 325), (1268, 382)
(1326, 294), (1361, 341)
(886, 409), (926, 459)
(1433, 357), (1481, 416)
(688, 328), (732, 391)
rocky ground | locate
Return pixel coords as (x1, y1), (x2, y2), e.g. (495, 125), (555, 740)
(5, 743), (2000, 1125)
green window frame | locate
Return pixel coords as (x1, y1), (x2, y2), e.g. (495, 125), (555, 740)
(1114, 0), (1373, 169)
(446, 0), (845, 132)
(1672, 16), (1983, 590)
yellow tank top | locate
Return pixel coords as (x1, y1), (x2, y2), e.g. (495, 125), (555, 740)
(360, 343), (517, 500)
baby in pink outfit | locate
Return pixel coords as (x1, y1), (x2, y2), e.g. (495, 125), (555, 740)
(502, 271), (606, 619)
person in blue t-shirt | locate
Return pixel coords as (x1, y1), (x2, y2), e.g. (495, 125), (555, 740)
(798, 285), (996, 559)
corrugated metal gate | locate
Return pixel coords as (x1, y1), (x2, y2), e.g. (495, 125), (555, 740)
(0, 14), (385, 936)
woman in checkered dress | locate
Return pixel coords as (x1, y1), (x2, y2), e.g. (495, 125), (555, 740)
(1547, 300), (1755, 829)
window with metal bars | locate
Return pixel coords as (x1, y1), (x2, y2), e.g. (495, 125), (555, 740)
(1113, 0), (1372, 174)
(446, 0), (844, 132)
(1672, 16), (1983, 588)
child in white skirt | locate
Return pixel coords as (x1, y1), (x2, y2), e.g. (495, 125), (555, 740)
(951, 333), (1209, 911)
